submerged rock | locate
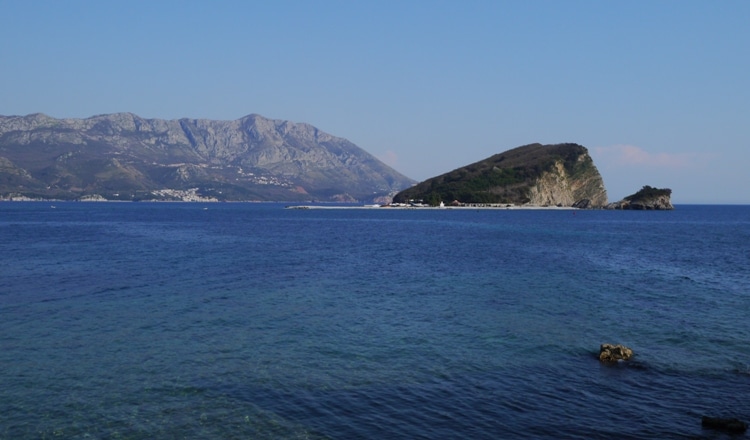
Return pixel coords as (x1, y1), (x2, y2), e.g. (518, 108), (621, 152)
(701, 416), (748, 433)
(599, 343), (633, 362)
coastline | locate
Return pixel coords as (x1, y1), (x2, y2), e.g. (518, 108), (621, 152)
(286, 204), (579, 210)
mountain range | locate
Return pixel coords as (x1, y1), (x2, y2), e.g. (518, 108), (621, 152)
(0, 113), (672, 208)
(0, 113), (414, 202)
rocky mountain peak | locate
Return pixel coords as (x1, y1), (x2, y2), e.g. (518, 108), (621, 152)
(0, 112), (414, 202)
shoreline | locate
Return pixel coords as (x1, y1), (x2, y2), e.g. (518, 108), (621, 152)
(286, 204), (579, 210)
(0, 199), (576, 209)
(0, 198), (576, 209)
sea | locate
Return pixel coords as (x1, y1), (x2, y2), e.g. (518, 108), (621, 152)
(1, 202), (748, 439)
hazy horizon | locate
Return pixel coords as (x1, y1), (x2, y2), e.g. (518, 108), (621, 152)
(2, 1), (748, 204)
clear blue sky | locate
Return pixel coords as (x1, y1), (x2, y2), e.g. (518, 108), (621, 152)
(2, 1), (748, 203)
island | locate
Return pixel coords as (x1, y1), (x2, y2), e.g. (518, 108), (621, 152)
(606, 186), (674, 210)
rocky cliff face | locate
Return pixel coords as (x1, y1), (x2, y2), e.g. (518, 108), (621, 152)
(0, 113), (414, 202)
(393, 143), (608, 207)
(527, 153), (608, 207)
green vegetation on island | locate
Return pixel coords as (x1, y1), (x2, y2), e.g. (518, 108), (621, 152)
(393, 143), (608, 207)
(606, 185), (674, 210)
(624, 185), (672, 202)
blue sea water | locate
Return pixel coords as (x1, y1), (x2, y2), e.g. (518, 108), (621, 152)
(1, 202), (749, 439)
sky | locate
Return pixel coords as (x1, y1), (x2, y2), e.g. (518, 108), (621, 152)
(1, 1), (748, 203)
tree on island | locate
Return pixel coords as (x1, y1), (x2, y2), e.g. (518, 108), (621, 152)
(624, 185), (672, 202)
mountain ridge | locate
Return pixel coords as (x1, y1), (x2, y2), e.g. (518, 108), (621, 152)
(0, 112), (415, 202)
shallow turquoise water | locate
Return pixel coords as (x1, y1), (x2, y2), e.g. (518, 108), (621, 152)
(1, 203), (748, 439)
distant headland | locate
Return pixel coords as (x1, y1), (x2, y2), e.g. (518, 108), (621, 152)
(0, 112), (413, 203)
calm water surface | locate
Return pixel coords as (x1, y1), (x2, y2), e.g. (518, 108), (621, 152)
(1, 203), (749, 439)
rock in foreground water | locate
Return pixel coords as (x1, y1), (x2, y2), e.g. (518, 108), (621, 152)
(701, 416), (747, 433)
(599, 343), (633, 362)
